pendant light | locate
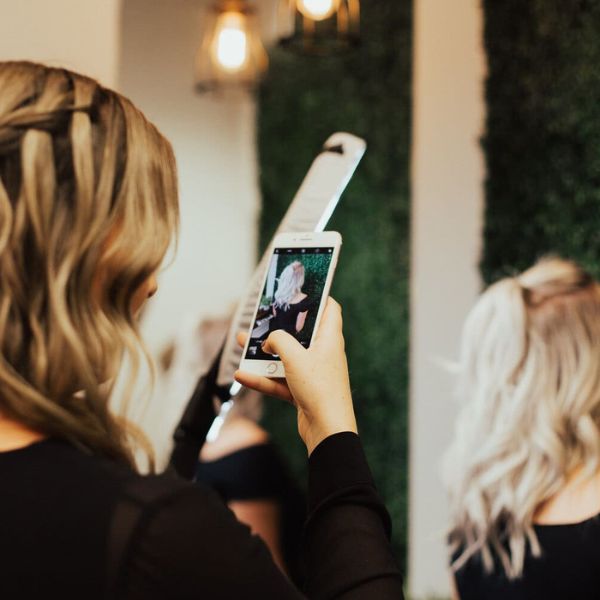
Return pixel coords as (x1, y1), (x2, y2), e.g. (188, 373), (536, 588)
(195, 0), (268, 93)
(278, 0), (360, 54)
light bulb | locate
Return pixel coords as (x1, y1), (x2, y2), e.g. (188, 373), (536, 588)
(213, 12), (248, 72)
(297, 0), (339, 21)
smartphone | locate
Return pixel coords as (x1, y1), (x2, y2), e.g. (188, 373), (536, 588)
(239, 231), (342, 378)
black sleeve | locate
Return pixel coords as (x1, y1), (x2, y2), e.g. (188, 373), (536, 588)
(303, 432), (405, 599)
(123, 433), (403, 600)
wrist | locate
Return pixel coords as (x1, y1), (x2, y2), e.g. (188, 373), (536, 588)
(304, 418), (358, 456)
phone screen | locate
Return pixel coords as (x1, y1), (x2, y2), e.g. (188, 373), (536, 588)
(244, 246), (334, 361)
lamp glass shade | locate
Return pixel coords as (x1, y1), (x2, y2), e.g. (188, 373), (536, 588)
(196, 3), (268, 93)
(212, 12), (249, 71)
(278, 0), (360, 54)
(296, 0), (340, 21)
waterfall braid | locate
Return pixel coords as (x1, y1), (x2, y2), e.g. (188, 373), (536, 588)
(0, 61), (178, 467)
(445, 257), (600, 578)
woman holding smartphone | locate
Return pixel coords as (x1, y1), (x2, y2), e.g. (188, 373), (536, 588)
(0, 61), (402, 599)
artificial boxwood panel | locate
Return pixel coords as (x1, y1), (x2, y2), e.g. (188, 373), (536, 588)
(482, 1), (600, 283)
(257, 0), (412, 565)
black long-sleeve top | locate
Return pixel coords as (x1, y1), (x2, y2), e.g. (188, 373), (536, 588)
(0, 431), (404, 599)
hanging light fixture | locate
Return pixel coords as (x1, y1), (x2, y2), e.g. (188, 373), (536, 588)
(297, 0), (339, 21)
(195, 0), (268, 93)
(278, 0), (360, 54)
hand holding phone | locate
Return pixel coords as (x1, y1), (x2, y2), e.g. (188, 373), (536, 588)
(239, 231), (342, 378)
(235, 298), (358, 455)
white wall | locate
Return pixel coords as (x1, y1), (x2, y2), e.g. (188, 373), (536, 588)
(409, 0), (486, 596)
(115, 0), (266, 457)
(0, 0), (121, 87)
(118, 0), (262, 357)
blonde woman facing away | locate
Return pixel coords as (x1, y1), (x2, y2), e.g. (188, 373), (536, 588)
(0, 61), (403, 599)
(269, 261), (311, 336)
(445, 257), (600, 600)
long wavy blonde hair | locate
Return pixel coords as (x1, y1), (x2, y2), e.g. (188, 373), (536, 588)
(445, 257), (600, 578)
(274, 261), (305, 309)
(0, 61), (178, 467)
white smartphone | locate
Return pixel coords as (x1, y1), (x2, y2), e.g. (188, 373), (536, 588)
(239, 231), (342, 378)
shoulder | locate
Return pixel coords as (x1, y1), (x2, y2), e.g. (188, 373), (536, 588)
(534, 469), (600, 525)
(1, 437), (135, 502)
(296, 295), (310, 309)
(289, 293), (308, 305)
(200, 417), (269, 462)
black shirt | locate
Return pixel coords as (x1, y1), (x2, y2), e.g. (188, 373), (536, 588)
(269, 297), (312, 337)
(0, 432), (404, 599)
(454, 516), (600, 599)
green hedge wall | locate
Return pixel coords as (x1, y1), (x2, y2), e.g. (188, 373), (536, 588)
(482, 1), (600, 283)
(257, 0), (412, 565)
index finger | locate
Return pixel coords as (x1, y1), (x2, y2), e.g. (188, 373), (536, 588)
(234, 370), (293, 403)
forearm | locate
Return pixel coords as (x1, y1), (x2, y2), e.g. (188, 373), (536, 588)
(303, 432), (404, 599)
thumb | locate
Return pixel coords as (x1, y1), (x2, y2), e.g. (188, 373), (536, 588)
(313, 297), (343, 347)
(262, 330), (305, 364)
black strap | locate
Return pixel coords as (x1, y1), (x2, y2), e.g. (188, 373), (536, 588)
(105, 475), (190, 599)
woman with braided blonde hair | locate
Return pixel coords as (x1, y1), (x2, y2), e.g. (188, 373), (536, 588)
(446, 257), (600, 599)
(0, 62), (178, 466)
(0, 62), (402, 599)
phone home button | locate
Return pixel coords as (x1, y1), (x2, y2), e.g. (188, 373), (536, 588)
(266, 362), (278, 375)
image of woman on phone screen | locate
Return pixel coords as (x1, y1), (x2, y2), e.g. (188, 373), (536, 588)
(269, 261), (311, 337)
